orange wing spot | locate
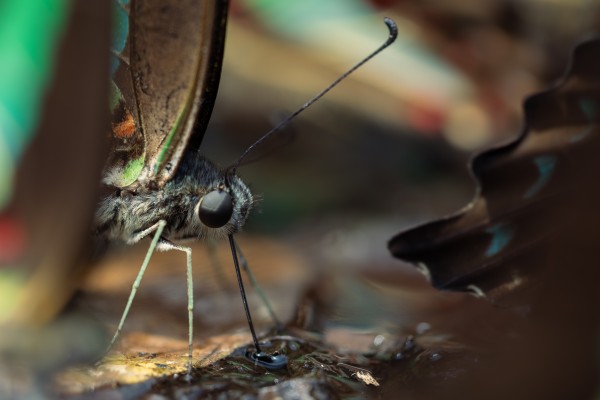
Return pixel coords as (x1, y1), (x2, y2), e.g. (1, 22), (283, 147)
(112, 111), (136, 139)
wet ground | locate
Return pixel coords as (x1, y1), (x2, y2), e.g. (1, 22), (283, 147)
(40, 232), (531, 400)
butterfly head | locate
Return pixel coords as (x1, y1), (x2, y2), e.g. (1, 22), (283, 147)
(186, 163), (254, 239)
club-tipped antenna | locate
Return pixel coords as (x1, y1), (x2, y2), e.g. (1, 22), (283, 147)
(229, 17), (398, 172)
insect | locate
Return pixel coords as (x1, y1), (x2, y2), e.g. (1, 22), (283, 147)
(98, 0), (398, 374)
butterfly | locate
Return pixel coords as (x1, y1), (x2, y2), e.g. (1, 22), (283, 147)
(96, 0), (398, 375)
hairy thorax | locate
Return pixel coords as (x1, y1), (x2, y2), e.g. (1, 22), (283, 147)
(94, 155), (254, 243)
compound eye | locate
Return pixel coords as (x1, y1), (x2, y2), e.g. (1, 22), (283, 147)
(198, 190), (234, 228)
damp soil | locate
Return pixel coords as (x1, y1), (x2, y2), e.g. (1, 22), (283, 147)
(19, 232), (595, 400)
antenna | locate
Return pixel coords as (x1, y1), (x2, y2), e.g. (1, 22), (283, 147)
(229, 17), (398, 172)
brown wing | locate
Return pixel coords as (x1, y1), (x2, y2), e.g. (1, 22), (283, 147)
(389, 39), (600, 300)
(130, 0), (229, 190)
(104, 0), (145, 189)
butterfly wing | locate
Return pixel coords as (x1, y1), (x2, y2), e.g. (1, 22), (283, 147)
(106, 0), (145, 188)
(106, 0), (229, 190)
(388, 39), (600, 300)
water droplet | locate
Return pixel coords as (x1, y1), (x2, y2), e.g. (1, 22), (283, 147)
(416, 322), (431, 335)
(373, 334), (385, 347)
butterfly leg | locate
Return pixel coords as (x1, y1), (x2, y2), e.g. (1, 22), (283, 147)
(105, 220), (166, 355)
(153, 238), (195, 374)
(232, 238), (282, 328)
(207, 238), (281, 327)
